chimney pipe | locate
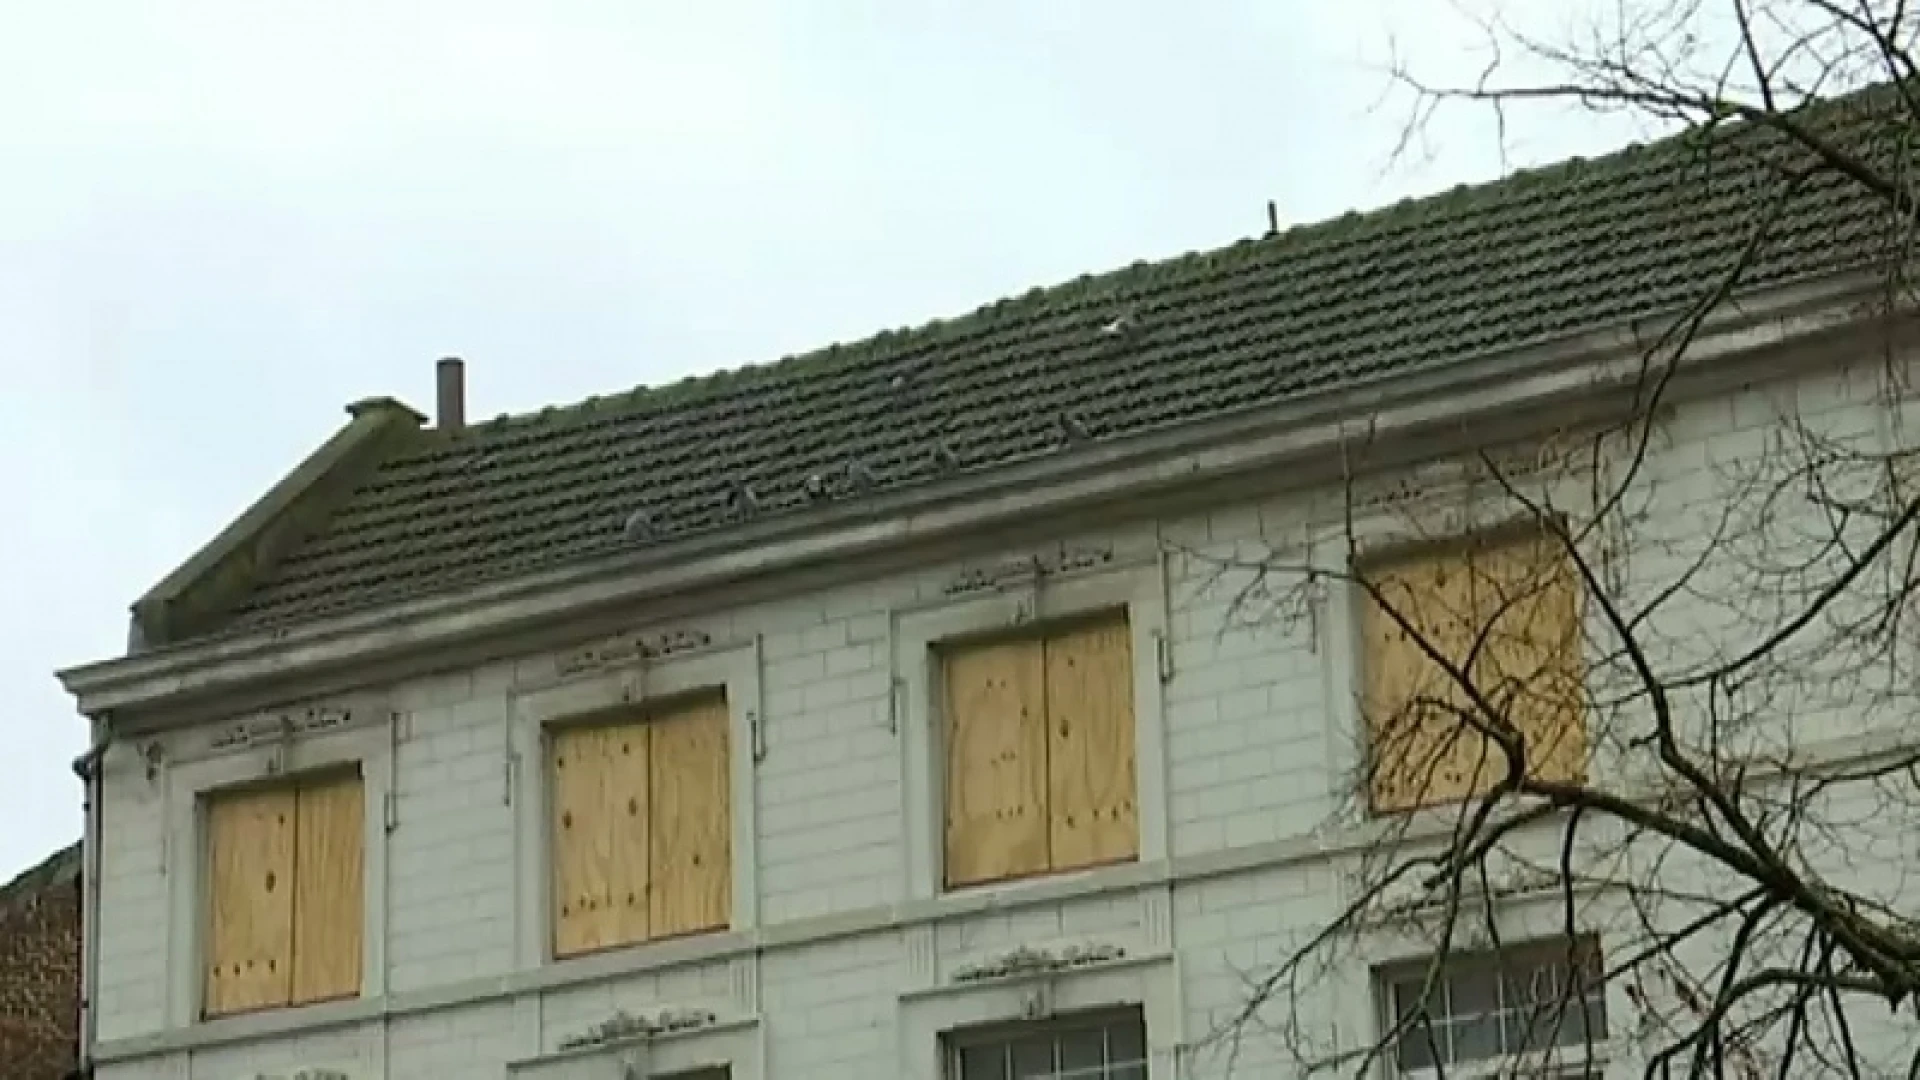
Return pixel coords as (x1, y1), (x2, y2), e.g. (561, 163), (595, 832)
(436, 356), (466, 433)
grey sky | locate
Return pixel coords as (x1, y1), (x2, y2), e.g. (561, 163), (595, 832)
(0, 2), (1646, 879)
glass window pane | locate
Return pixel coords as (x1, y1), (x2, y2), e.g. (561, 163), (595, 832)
(1391, 977), (1435, 1024)
(959, 1043), (1010, 1080)
(1449, 967), (1500, 1015)
(1011, 1035), (1055, 1079)
(1395, 1019), (1443, 1071)
(1381, 941), (1607, 1074)
(1512, 999), (1573, 1054)
(1058, 1027), (1104, 1075)
(1107, 1018), (1146, 1066)
(951, 1013), (1148, 1080)
(1448, 1012), (1501, 1063)
(1546, 997), (1607, 1048)
(1503, 960), (1561, 1008)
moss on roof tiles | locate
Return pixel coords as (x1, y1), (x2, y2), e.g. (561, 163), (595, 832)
(0, 843), (80, 909)
(163, 83), (1917, 639)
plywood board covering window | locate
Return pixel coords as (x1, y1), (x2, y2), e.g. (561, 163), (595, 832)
(202, 770), (364, 1017)
(549, 692), (731, 959)
(1361, 527), (1587, 813)
(941, 610), (1138, 888)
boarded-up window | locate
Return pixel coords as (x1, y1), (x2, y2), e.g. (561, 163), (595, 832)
(1361, 527), (1587, 813)
(203, 770), (364, 1017)
(549, 693), (731, 959)
(941, 611), (1138, 889)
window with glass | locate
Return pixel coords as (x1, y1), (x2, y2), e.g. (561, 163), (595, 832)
(1382, 937), (1608, 1077)
(946, 1008), (1147, 1079)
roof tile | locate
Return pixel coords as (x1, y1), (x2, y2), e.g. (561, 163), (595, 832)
(192, 92), (1912, 638)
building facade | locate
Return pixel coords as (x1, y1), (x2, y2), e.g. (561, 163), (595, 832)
(58, 94), (1920, 1079)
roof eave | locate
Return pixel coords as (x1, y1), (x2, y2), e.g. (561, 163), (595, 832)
(58, 270), (1892, 719)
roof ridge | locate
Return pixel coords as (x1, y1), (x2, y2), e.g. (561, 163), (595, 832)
(189, 78), (1913, 636)
(449, 88), (1809, 441)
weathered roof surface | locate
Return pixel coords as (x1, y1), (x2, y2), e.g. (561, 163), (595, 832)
(180, 91), (1909, 641)
(0, 845), (79, 914)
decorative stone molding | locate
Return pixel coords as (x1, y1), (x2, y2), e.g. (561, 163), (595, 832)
(555, 627), (715, 678)
(941, 544), (1115, 597)
(949, 942), (1128, 984)
(204, 704), (365, 755)
(558, 1006), (719, 1051)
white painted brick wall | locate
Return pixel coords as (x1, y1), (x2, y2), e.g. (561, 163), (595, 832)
(385, 679), (518, 993)
(87, 357), (1920, 1079)
(93, 743), (169, 1043)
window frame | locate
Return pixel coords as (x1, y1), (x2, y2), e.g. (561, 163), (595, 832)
(897, 948), (1175, 1080)
(943, 1005), (1150, 1079)
(1313, 445), (1615, 825)
(544, 688), (735, 959)
(893, 556), (1170, 902)
(1351, 520), (1589, 815)
(199, 764), (368, 1018)
(1375, 937), (1611, 1080)
(935, 607), (1142, 889)
(163, 712), (390, 1029)
(511, 637), (762, 970)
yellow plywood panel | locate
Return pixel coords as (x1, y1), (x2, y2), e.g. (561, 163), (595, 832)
(605, 719), (654, 948)
(203, 785), (295, 1017)
(1045, 613), (1139, 871)
(648, 694), (732, 938)
(290, 772), (365, 1005)
(1363, 546), (1492, 812)
(1473, 532), (1588, 786)
(943, 636), (1050, 887)
(550, 721), (638, 958)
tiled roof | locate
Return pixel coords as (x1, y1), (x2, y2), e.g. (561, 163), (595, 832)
(0, 845), (79, 914)
(181, 90), (1909, 641)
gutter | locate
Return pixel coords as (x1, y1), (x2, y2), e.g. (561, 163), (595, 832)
(56, 269), (1897, 717)
(70, 717), (107, 1080)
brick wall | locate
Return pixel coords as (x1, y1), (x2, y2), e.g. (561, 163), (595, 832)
(0, 843), (80, 1080)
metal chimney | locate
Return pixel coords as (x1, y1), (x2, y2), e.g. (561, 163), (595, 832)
(436, 356), (466, 433)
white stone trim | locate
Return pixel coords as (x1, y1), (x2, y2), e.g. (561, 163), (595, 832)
(507, 1017), (763, 1079)
(508, 640), (764, 972)
(647, 1015), (763, 1078)
(894, 953), (1178, 1080)
(161, 715), (393, 1029)
(891, 558), (1171, 902)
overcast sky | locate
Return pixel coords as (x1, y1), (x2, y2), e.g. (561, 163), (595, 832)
(0, 2), (1649, 880)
